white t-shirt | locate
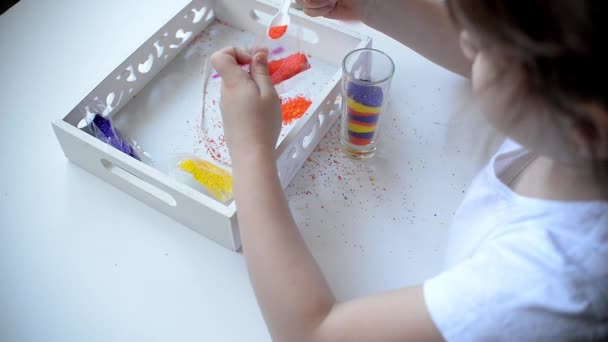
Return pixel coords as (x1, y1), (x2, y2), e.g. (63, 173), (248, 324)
(424, 140), (608, 341)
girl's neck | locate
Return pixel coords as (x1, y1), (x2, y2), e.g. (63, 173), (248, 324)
(509, 155), (604, 202)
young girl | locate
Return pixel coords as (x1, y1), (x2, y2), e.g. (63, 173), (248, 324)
(210, 0), (607, 340)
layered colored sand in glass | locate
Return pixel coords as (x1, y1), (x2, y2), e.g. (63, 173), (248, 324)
(345, 81), (383, 146)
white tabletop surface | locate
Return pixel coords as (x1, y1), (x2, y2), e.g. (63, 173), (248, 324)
(0, 1), (501, 341)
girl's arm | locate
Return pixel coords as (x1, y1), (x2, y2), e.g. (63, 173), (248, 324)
(297, 0), (470, 77)
(211, 48), (442, 342)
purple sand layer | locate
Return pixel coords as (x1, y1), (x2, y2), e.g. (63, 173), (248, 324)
(348, 130), (375, 139)
(346, 80), (384, 107)
(347, 112), (380, 124)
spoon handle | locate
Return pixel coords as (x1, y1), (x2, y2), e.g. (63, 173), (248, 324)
(279, 0), (292, 15)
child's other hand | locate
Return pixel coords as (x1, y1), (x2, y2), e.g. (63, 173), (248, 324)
(210, 47), (282, 160)
(295, 0), (370, 21)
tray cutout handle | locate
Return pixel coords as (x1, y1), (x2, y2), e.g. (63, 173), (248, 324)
(100, 158), (177, 207)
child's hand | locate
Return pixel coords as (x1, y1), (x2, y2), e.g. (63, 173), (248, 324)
(210, 47), (282, 160)
(295, 0), (371, 21)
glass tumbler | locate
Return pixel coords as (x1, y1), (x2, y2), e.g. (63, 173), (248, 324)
(340, 48), (395, 160)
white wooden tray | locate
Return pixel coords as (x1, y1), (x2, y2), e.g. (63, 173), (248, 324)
(52, 0), (370, 251)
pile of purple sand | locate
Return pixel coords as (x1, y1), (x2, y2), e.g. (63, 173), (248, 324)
(90, 114), (140, 160)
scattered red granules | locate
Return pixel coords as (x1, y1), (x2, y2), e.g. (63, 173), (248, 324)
(281, 96), (312, 124)
(268, 53), (310, 85)
(268, 25), (288, 39)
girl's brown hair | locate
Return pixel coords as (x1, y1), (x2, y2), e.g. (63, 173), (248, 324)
(447, 0), (608, 196)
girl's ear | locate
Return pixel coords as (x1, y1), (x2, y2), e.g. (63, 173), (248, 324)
(570, 104), (608, 159)
(459, 30), (479, 62)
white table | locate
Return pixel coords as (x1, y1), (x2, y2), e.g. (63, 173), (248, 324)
(0, 1), (500, 341)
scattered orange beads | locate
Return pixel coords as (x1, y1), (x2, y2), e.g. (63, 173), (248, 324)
(282, 96), (312, 124)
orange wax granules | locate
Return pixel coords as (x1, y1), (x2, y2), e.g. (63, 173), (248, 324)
(268, 53), (310, 85)
(281, 96), (312, 125)
(268, 25), (288, 39)
(179, 158), (233, 203)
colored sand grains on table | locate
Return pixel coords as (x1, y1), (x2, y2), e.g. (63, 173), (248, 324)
(346, 81), (384, 146)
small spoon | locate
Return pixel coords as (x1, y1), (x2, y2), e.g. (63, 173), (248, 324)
(267, 0), (292, 40)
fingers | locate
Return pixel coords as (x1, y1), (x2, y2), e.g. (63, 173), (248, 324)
(249, 50), (276, 98)
(296, 0), (336, 17)
(297, 0), (336, 8)
(211, 46), (277, 100)
(303, 4), (335, 17)
(210, 47), (252, 87)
